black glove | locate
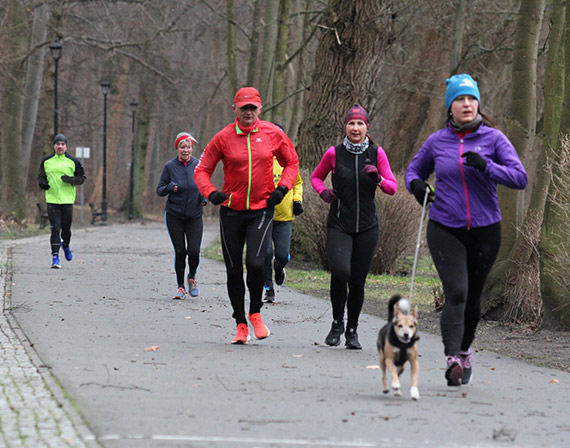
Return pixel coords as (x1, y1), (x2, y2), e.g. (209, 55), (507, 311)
(410, 179), (435, 206)
(61, 175), (85, 185)
(462, 151), (487, 172)
(209, 190), (228, 205)
(293, 201), (303, 216)
(39, 179), (50, 190)
(266, 185), (289, 207)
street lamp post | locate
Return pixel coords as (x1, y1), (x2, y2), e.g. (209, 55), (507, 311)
(49, 39), (62, 137)
(100, 80), (110, 222)
(128, 99), (138, 220)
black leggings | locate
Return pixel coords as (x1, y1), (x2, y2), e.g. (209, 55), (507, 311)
(219, 206), (273, 325)
(326, 225), (379, 330)
(47, 203), (73, 255)
(165, 213), (203, 287)
(427, 220), (501, 356)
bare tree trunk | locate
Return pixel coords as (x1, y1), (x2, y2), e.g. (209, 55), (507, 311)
(0, 0), (27, 220)
(287, 0), (310, 142)
(270, 0), (292, 124)
(498, 0), (545, 259)
(226, 0), (237, 94)
(22, 2), (49, 181)
(296, 0), (395, 169)
(246, 0), (262, 87)
(260, 0), (280, 103)
(449, 0), (465, 75)
(539, 0), (570, 329)
(483, 0), (547, 319)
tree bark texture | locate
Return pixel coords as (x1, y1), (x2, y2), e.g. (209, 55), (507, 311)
(226, 0), (237, 95)
(296, 0), (395, 169)
(484, 0), (546, 314)
(0, 0), (28, 220)
(260, 0), (280, 102)
(270, 0), (292, 124)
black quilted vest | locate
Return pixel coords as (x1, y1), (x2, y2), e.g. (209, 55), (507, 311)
(327, 143), (379, 233)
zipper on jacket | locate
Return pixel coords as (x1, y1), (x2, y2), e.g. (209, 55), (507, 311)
(355, 154), (360, 233)
(246, 133), (252, 210)
(458, 138), (471, 229)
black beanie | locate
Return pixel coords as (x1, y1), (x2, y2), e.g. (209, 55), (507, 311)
(53, 134), (67, 145)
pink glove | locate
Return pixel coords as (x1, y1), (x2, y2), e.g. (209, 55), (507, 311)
(362, 164), (381, 183)
(319, 189), (337, 203)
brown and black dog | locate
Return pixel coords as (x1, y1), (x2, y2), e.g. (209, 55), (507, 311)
(377, 294), (420, 400)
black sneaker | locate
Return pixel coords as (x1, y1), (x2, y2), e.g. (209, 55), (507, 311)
(263, 287), (275, 303)
(445, 356), (463, 386)
(325, 320), (344, 346)
(345, 328), (362, 350)
(275, 268), (286, 286)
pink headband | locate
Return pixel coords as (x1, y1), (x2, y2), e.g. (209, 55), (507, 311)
(175, 134), (197, 149)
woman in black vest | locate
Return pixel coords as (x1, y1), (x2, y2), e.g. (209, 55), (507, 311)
(311, 104), (397, 349)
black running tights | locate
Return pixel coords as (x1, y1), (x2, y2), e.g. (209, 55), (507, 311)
(165, 212), (203, 287)
(427, 220), (501, 356)
(326, 225), (379, 330)
(219, 207), (273, 325)
(47, 203), (73, 255)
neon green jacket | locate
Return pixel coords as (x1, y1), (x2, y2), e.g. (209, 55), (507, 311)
(38, 152), (86, 204)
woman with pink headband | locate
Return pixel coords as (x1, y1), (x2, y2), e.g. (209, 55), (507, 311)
(157, 132), (207, 299)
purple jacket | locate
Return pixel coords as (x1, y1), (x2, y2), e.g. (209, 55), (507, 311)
(405, 123), (527, 228)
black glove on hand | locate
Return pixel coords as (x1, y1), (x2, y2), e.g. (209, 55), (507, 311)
(319, 189), (337, 203)
(293, 201), (304, 216)
(266, 186), (289, 207)
(209, 190), (228, 205)
(410, 179), (435, 206)
(362, 164), (382, 183)
(61, 175), (85, 185)
(39, 179), (50, 190)
(462, 151), (487, 172)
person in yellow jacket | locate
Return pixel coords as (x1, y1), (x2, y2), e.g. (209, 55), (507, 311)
(263, 156), (303, 302)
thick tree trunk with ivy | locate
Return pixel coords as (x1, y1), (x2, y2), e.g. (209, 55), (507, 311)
(0, 0), (27, 220)
(296, 0), (395, 169)
(539, 0), (570, 329)
(483, 0), (546, 315)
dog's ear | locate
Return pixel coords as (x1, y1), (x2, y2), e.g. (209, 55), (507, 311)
(411, 304), (418, 318)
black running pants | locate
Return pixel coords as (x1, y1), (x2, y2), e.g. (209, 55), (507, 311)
(326, 225), (379, 330)
(219, 207), (273, 325)
(427, 220), (501, 356)
(165, 212), (203, 287)
(47, 203), (73, 255)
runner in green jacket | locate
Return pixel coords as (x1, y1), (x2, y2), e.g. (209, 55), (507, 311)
(38, 134), (86, 268)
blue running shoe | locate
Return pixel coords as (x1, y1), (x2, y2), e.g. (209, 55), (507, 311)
(61, 242), (73, 261)
(172, 287), (186, 300)
(51, 255), (61, 269)
(187, 276), (199, 297)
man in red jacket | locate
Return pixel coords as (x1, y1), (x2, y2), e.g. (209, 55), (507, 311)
(194, 87), (299, 345)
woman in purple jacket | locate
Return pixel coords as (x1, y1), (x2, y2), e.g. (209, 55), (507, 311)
(405, 74), (527, 386)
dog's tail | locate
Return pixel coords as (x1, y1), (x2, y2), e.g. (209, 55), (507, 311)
(387, 294), (402, 321)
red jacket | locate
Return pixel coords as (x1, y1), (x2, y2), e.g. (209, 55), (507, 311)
(194, 120), (299, 211)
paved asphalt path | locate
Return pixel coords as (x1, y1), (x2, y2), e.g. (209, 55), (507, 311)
(6, 221), (570, 447)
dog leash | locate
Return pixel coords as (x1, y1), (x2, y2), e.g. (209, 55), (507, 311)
(408, 186), (431, 303)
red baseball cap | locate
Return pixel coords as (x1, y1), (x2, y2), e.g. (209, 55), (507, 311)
(234, 87), (262, 108)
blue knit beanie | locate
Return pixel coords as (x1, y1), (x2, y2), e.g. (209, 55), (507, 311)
(445, 74), (480, 111)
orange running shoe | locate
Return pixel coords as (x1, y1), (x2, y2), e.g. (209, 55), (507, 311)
(231, 323), (250, 344)
(248, 313), (270, 340)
